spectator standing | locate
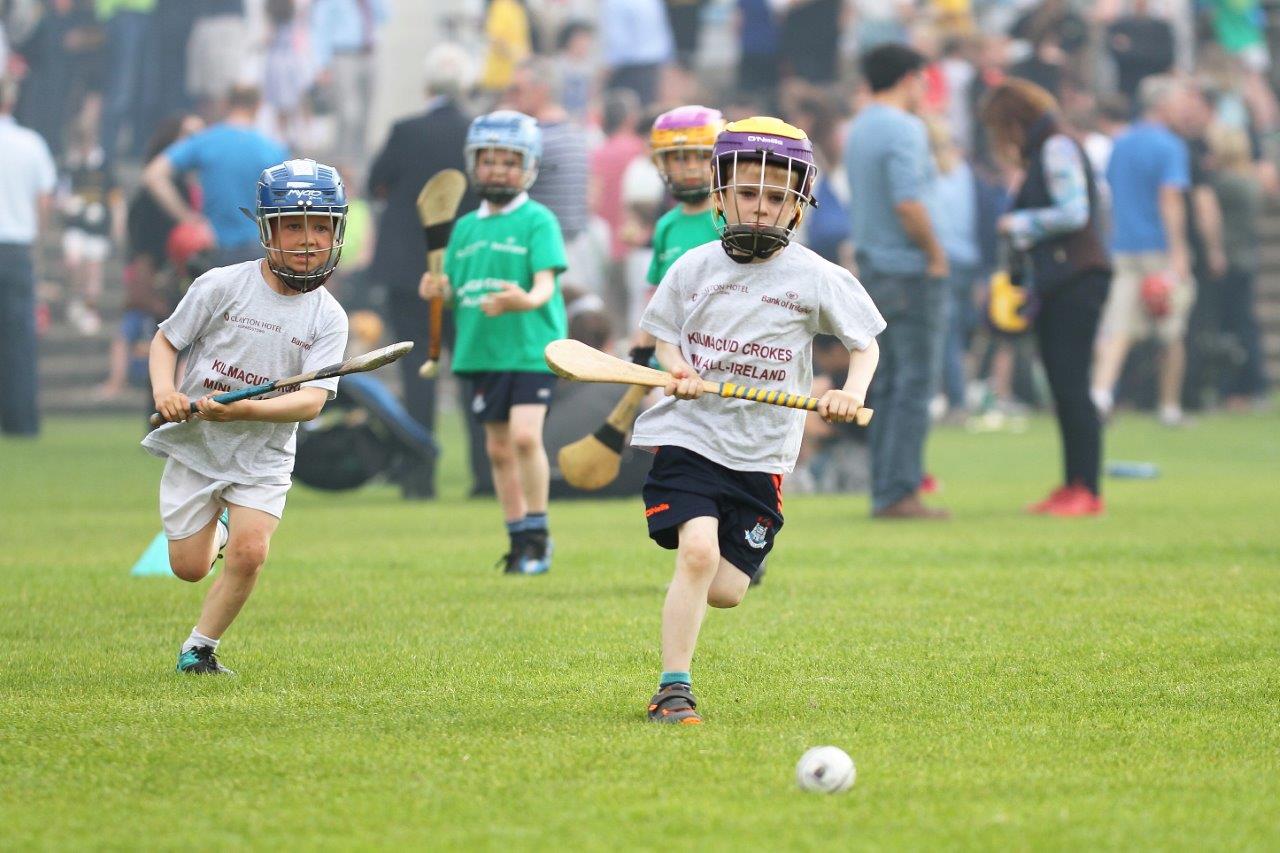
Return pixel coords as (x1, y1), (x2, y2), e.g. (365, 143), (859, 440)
(59, 128), (123, 336)
(96, 0), (154, 163)
(981, 79), (1112, 516)
(366, 44), (483, 498)
(1093, 75), (1192, 426)
(142, 85), (289, 267)
(736, 0), (780, 109)
(590, 89), (647, 270)
(310, 0), (388, 167)
(479, 0), (532, 100)
(263, 0), (315, 151)
(1207, 123), (1269, 407)
(1106, 0), (1175, 112)
(778, 0), (843, 87)
(600, 0), (674, 108)
(554, 20), (596, 124)
(185, 1), (247, 118)
(506, 57), (594, 286)
(0, 78), (57, 436)
(844, 43), (950, 519)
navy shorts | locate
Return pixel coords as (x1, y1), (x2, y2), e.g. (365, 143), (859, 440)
(463, 371), (556, 423)
(642, 445), (784, 579)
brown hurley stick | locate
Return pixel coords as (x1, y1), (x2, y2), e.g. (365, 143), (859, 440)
(558, 385), (649, 490)
(416, 169), (468, 378)
(544, 339), (873, 425)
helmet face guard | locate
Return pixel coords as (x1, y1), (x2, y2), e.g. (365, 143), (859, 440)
(711, 119), (817, 263)
(466, 110), (542, 205)
(465, 145), (539, 205)
(255, 159), (348, 293)
(651, 105), (725, 203)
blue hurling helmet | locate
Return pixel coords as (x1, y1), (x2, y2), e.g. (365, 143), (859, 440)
(254, 159), (348, 293)
(464, 110), (542, 204)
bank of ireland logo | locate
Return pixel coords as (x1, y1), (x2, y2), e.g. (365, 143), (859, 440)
(786, 291), (799, 300)
(745, 516), (771, 550)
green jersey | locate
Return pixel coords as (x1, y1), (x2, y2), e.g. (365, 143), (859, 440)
(444, 196), (568, 373)
(646, 206), (719, 286)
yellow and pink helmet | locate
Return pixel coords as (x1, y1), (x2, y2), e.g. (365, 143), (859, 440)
(711, 116), (818, 263)
(649, 105), (725, 202)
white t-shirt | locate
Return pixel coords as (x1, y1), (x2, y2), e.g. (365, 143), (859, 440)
(142, 261), (349, 485)
(632, 241), (885, 474)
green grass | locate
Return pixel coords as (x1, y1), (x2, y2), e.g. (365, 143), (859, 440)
(2, 411), (1278, 850)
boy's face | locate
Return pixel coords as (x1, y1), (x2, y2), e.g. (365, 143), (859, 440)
(718, 159), (803, 231)
(475, 147), (527, 189)
(267, 213), (336, 275)
(659, 148), (712, 194)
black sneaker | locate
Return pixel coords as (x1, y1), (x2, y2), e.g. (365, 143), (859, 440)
(176, 645), (235, 675)
(647, 683), (701, 725)
(497, 532), (529, 574)
(520, 530), (553, 575)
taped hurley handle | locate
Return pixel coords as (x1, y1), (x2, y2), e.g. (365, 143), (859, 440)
(708, 381), (874, 426)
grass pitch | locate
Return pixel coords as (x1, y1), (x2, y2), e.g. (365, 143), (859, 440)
(2, 410), (1278, 849)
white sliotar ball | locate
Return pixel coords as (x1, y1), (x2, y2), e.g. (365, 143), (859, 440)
(795, 746), (857, 794)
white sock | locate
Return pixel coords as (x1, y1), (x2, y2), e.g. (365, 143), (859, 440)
(182, 628), (219, 653)
(1091, 387), (1113, 415)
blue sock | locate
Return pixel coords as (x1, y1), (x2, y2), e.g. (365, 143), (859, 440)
(660, 670), (691, 688)
(506, 519), (527, 536)
(524, 512), (548, 532)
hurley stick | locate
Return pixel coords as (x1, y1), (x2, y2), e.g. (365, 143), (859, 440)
(558, 384), (649, 490)
(544, 339), (873, 425)
(416, 169), (468, 378)
(149, 341), (414, 427)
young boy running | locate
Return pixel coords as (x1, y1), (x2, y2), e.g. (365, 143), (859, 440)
(629, 105), (724, 366)
(144, 159), (350, 674)
(632, 118), (885, 724)
(419, 111), (567, 575)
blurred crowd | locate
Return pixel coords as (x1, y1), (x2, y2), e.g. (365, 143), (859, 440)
(0, 0), (1275, 495)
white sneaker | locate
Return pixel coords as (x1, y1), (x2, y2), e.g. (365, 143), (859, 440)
(1158, 406), (1189, 428)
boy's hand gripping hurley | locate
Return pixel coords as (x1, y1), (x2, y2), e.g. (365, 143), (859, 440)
(544, 338), (873, 471)
(149, 341), (414, 427)
(416, 169), (468, 378)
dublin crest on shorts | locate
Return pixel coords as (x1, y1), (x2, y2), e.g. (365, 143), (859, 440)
(745, 517), (771, 550)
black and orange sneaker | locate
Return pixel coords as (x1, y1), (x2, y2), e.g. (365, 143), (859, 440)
(647, 683), (701, 725)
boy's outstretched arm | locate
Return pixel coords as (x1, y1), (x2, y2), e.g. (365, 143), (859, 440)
(481, 269), (557, 316)
(816, 339), (879, 424)
(194, 387), (330, 424)
(654, 339), (703, 400)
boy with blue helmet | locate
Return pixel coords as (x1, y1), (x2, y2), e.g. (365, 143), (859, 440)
(144, 158), (350, 674)
(420, 111), (568, 575)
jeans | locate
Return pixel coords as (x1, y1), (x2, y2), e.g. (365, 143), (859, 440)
(1217, 266), (1269, 398)
(941, 264), (980, 409)
(861, 267), (947, 511)
(0, 244), (38, 435)
(1035, 272), (1107, 495)
(99, 11), (153, 163)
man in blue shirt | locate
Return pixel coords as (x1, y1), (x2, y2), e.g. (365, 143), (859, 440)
(844, 43), (949, 520)
(142, 86), (289, 266)
(1093, 74), (1192, 426)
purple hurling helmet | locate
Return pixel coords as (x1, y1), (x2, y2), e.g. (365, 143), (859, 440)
(650, 105), (725, 202)
(710, 117), (818, 263)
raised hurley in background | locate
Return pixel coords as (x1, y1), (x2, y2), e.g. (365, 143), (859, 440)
(149, 342), (414, 426)
(558, 385), (649, 490)
(416, 169), (468, 378)
(545, 339), (873, 424)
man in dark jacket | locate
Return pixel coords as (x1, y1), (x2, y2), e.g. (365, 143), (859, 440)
(367, 43), (484, 497)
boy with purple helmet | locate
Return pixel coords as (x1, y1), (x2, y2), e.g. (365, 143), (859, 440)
(630, 105), (725, 365)
(633, 117), (886, 724)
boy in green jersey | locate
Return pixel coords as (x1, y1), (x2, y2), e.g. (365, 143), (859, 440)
(419, 111), (567, 575)
(629, 106), (726, 366)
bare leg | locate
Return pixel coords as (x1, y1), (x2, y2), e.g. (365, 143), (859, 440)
(168, 513), (222, 583)
(194, 505), (279, 639)
(661, 517), (721, 673)
(508, 404), (549, 515)
(1091, 332), (1133, 412)
(485, 422), (526, 522)
(1159, 339), (1186, 413)
(706, 559), (751, 609)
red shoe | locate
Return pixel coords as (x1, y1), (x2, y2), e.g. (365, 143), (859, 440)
(1027, 485), (1073, 514)
(1046, 486), (1104, 517)
(920, 473), (940, 495)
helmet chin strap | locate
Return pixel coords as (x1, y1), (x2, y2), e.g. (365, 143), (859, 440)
(479, 185), (521, 204)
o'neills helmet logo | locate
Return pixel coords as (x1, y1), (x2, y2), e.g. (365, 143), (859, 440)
(746, 135), (782, 145)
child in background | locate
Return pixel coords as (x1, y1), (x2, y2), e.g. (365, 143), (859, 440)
(418, 111), (568, 575)
(632, 118), (884, 724)
(628, 105), (724, 366)
(60, 129), (123, 335)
